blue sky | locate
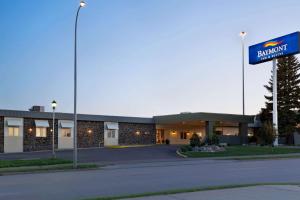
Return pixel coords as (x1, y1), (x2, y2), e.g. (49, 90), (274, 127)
(1, 0), (300, 117)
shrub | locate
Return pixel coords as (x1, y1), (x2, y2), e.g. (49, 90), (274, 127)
(205, 134), (219, 145)
(165, 139), (170, 145)
(180, 145), (193, 152)
(257, 121), (276, 145)
(190, 133), (201, 147)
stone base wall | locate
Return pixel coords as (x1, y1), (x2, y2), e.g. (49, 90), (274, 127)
(119, 123), (156, 145)
(0, 117), (4, 153)
(77, 121), (104, 148)
(23, 118), (58, 152)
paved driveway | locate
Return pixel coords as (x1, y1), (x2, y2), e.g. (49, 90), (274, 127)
(0, 145), (182, 164)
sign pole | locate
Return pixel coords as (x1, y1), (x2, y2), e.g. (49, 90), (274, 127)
(272, 58), (279, 146)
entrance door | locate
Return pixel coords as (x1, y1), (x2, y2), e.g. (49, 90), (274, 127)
(156, 129), (165, 144)
(104, 122), (119, 146)
(58, 120), (74, 149)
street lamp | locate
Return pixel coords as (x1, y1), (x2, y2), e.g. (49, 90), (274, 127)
(239, 31), (247, 115)
(51, 100), (57, 158)
(74, 0), (86, 168)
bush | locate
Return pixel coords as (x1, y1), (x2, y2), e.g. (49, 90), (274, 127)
(257, 121), (276, 145)
(165, 139), (170, 145)
(205, 134), (219, 145)
(248, 136), (258, 144)
(190, 133), (201, 147)
(180, 145), (193, 152)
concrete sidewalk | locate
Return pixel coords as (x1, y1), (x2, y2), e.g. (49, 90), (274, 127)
(125, 185), (300, 200)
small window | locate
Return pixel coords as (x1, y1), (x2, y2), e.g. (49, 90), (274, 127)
(36, 127), (47, 137)
(107, 130), (116, 138)
(61, 128), (71, 137)
(8, 127), (19, 137)
(180, 132), (187, 139)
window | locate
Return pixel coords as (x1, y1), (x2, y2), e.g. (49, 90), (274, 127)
(36, 127), (47, 137)
(8, 127), (19, 137)
(61, 128), (71, 137)
(180, 132), (187, 139)
(107, 130), (116, 138)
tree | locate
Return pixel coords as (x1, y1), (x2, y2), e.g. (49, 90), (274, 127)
(257, 121), (276, 145)
(263, 55), (300, 143)
(190, 133), (201, 147)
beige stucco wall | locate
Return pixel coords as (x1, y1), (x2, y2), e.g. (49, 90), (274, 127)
(104, 122), (119, 146)
(58, 120), (74, 149)
(4, 117), (23, 153)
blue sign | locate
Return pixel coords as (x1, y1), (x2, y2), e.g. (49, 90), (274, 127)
(249, 32), (300, 65)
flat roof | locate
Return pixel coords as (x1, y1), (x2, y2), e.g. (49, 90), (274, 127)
(0, 109), (255, 125)
(0, 109), (154, 124)
(154, 112), (254, 124)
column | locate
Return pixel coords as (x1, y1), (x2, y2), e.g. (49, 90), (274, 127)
(239, 122), (248, 144)
(205, 121), (215, 140)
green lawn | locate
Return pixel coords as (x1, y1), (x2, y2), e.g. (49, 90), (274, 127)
(181, 146), (300, 158)
(0, 158), (72, 168)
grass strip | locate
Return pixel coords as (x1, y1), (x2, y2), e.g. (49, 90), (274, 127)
(85, 182), (300, 200)
(0, 158), (71, 168)
(181, 146), (300, 158)
(0, 163), (98, 174)
(232, 155), (300, 160)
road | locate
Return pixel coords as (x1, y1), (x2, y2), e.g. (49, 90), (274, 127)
(0, 158), (300, 200)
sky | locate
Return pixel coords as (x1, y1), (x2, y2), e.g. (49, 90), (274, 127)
(1, 0), (300, 117)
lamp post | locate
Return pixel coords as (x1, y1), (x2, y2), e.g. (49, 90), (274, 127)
(51, 100), (57, 158)
(239, 31), (247, 115)
(74, 0), (86, 168)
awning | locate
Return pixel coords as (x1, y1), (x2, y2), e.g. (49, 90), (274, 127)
(106, 123), (118, 130)
(35, 120), (49, 127)
(60, 121), (73, 128)
(6, 119), (22, 127)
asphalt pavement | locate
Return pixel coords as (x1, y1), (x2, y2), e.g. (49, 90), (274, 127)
(0, 145), (181, 164)
(0, 157), (300, 200)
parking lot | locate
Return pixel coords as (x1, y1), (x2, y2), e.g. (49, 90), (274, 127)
(0, 145), (182, 164)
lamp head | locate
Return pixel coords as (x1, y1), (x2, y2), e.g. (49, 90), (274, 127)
(51, 100), (57, 110)
(80, 1), (86, 7)
(239, 31), (247, 39)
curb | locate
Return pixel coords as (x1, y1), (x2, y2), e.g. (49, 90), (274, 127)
(176, 149), (188, 158)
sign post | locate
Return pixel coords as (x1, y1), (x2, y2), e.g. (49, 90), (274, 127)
(272, 59), (278, 146)
(249, 32), (300, 146)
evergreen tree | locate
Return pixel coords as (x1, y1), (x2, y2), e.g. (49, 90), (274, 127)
(263, 55), (300, 142)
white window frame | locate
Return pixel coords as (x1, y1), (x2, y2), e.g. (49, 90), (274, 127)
(36, 127), (47, 137)
(107, 130), (116, 138)
(61, 128), (72, 137)
(8, 127), (20, 137)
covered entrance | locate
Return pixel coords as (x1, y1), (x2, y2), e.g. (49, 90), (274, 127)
(154, 112), (254, 145)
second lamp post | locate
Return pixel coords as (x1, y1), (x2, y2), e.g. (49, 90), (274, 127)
(51, 100), (57, 158)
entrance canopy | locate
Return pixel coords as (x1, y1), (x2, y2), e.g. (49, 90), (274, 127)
(154, 112), (256, 145)
(153, 112), (254, 124)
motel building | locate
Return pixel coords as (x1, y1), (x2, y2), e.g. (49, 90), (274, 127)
(0, 106), (257, 153)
